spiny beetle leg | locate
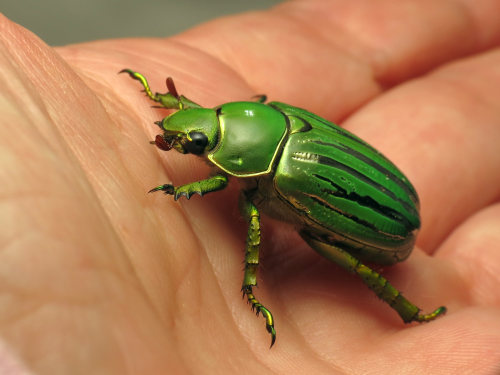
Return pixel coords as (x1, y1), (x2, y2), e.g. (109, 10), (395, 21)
(119, 69), (165, 103)
(301, 231), (447, 324)
(149, 175), (228, 201)
(149, 183), (198, 201)
(240, 193), (276, 347)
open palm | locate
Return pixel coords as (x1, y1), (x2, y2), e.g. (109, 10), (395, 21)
(1, 1), (500, 374)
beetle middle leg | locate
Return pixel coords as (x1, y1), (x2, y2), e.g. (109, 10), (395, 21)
(251, 94), (267, 103)
(240, 192), (276, 347)
(301, 231), (446, 324)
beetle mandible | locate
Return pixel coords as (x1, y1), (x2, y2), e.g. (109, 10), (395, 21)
(120, 69), (446, 347)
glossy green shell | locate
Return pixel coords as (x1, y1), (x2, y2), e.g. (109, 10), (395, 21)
(267, 102), (420, 265)
(211, 101), (421, 265)
(208, 102), (288, 177)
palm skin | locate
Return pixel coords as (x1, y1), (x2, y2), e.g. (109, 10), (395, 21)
(1, 0), (500, 374)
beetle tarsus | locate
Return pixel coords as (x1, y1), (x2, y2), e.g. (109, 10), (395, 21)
(148, 184), (175, 195)
(242, 286), (276, 348)
(148, 176), (228, 201)
(414, 306), (447, 322)
(268, 324), (276, 348)
(120, 69), (202, 109)
(119, 69), (158, 102)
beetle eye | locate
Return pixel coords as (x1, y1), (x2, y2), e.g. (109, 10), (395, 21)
(184, 132), (208, 155)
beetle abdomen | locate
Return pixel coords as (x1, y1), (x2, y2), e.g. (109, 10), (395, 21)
(270, 103), (420, 264)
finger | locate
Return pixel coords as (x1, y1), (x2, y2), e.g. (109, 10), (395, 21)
(344, 49), (500, 250)
(438, 202), (500, 308)
(174, 0), (500, 117)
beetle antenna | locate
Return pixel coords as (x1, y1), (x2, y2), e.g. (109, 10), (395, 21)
(166, 77), (179, 99)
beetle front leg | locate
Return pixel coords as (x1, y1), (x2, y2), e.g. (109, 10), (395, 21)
(301, 232), (447, 324)
(240, 193), (276, 347)
(149, 174), (228, 200)
(119, 69), (201, 109)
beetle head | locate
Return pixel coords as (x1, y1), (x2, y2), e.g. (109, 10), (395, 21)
(154, 108), (219, 155)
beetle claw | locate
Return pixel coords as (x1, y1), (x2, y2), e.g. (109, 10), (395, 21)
(268, 326), (276, 348)
(148, 184), (175, 195)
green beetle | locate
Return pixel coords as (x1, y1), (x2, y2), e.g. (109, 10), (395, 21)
(120, 69), (446, 347)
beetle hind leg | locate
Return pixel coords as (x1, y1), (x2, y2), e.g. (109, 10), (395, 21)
(240, 193), (276, 347)
(300, 231), (446, 324)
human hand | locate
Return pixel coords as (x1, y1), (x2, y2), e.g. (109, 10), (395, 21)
(1, 1), (500, 373)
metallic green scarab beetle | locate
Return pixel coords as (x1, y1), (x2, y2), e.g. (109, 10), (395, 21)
(121, 69), (446, 347)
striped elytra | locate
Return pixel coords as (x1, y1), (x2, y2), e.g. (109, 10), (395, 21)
(269, 101), (420, 265)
